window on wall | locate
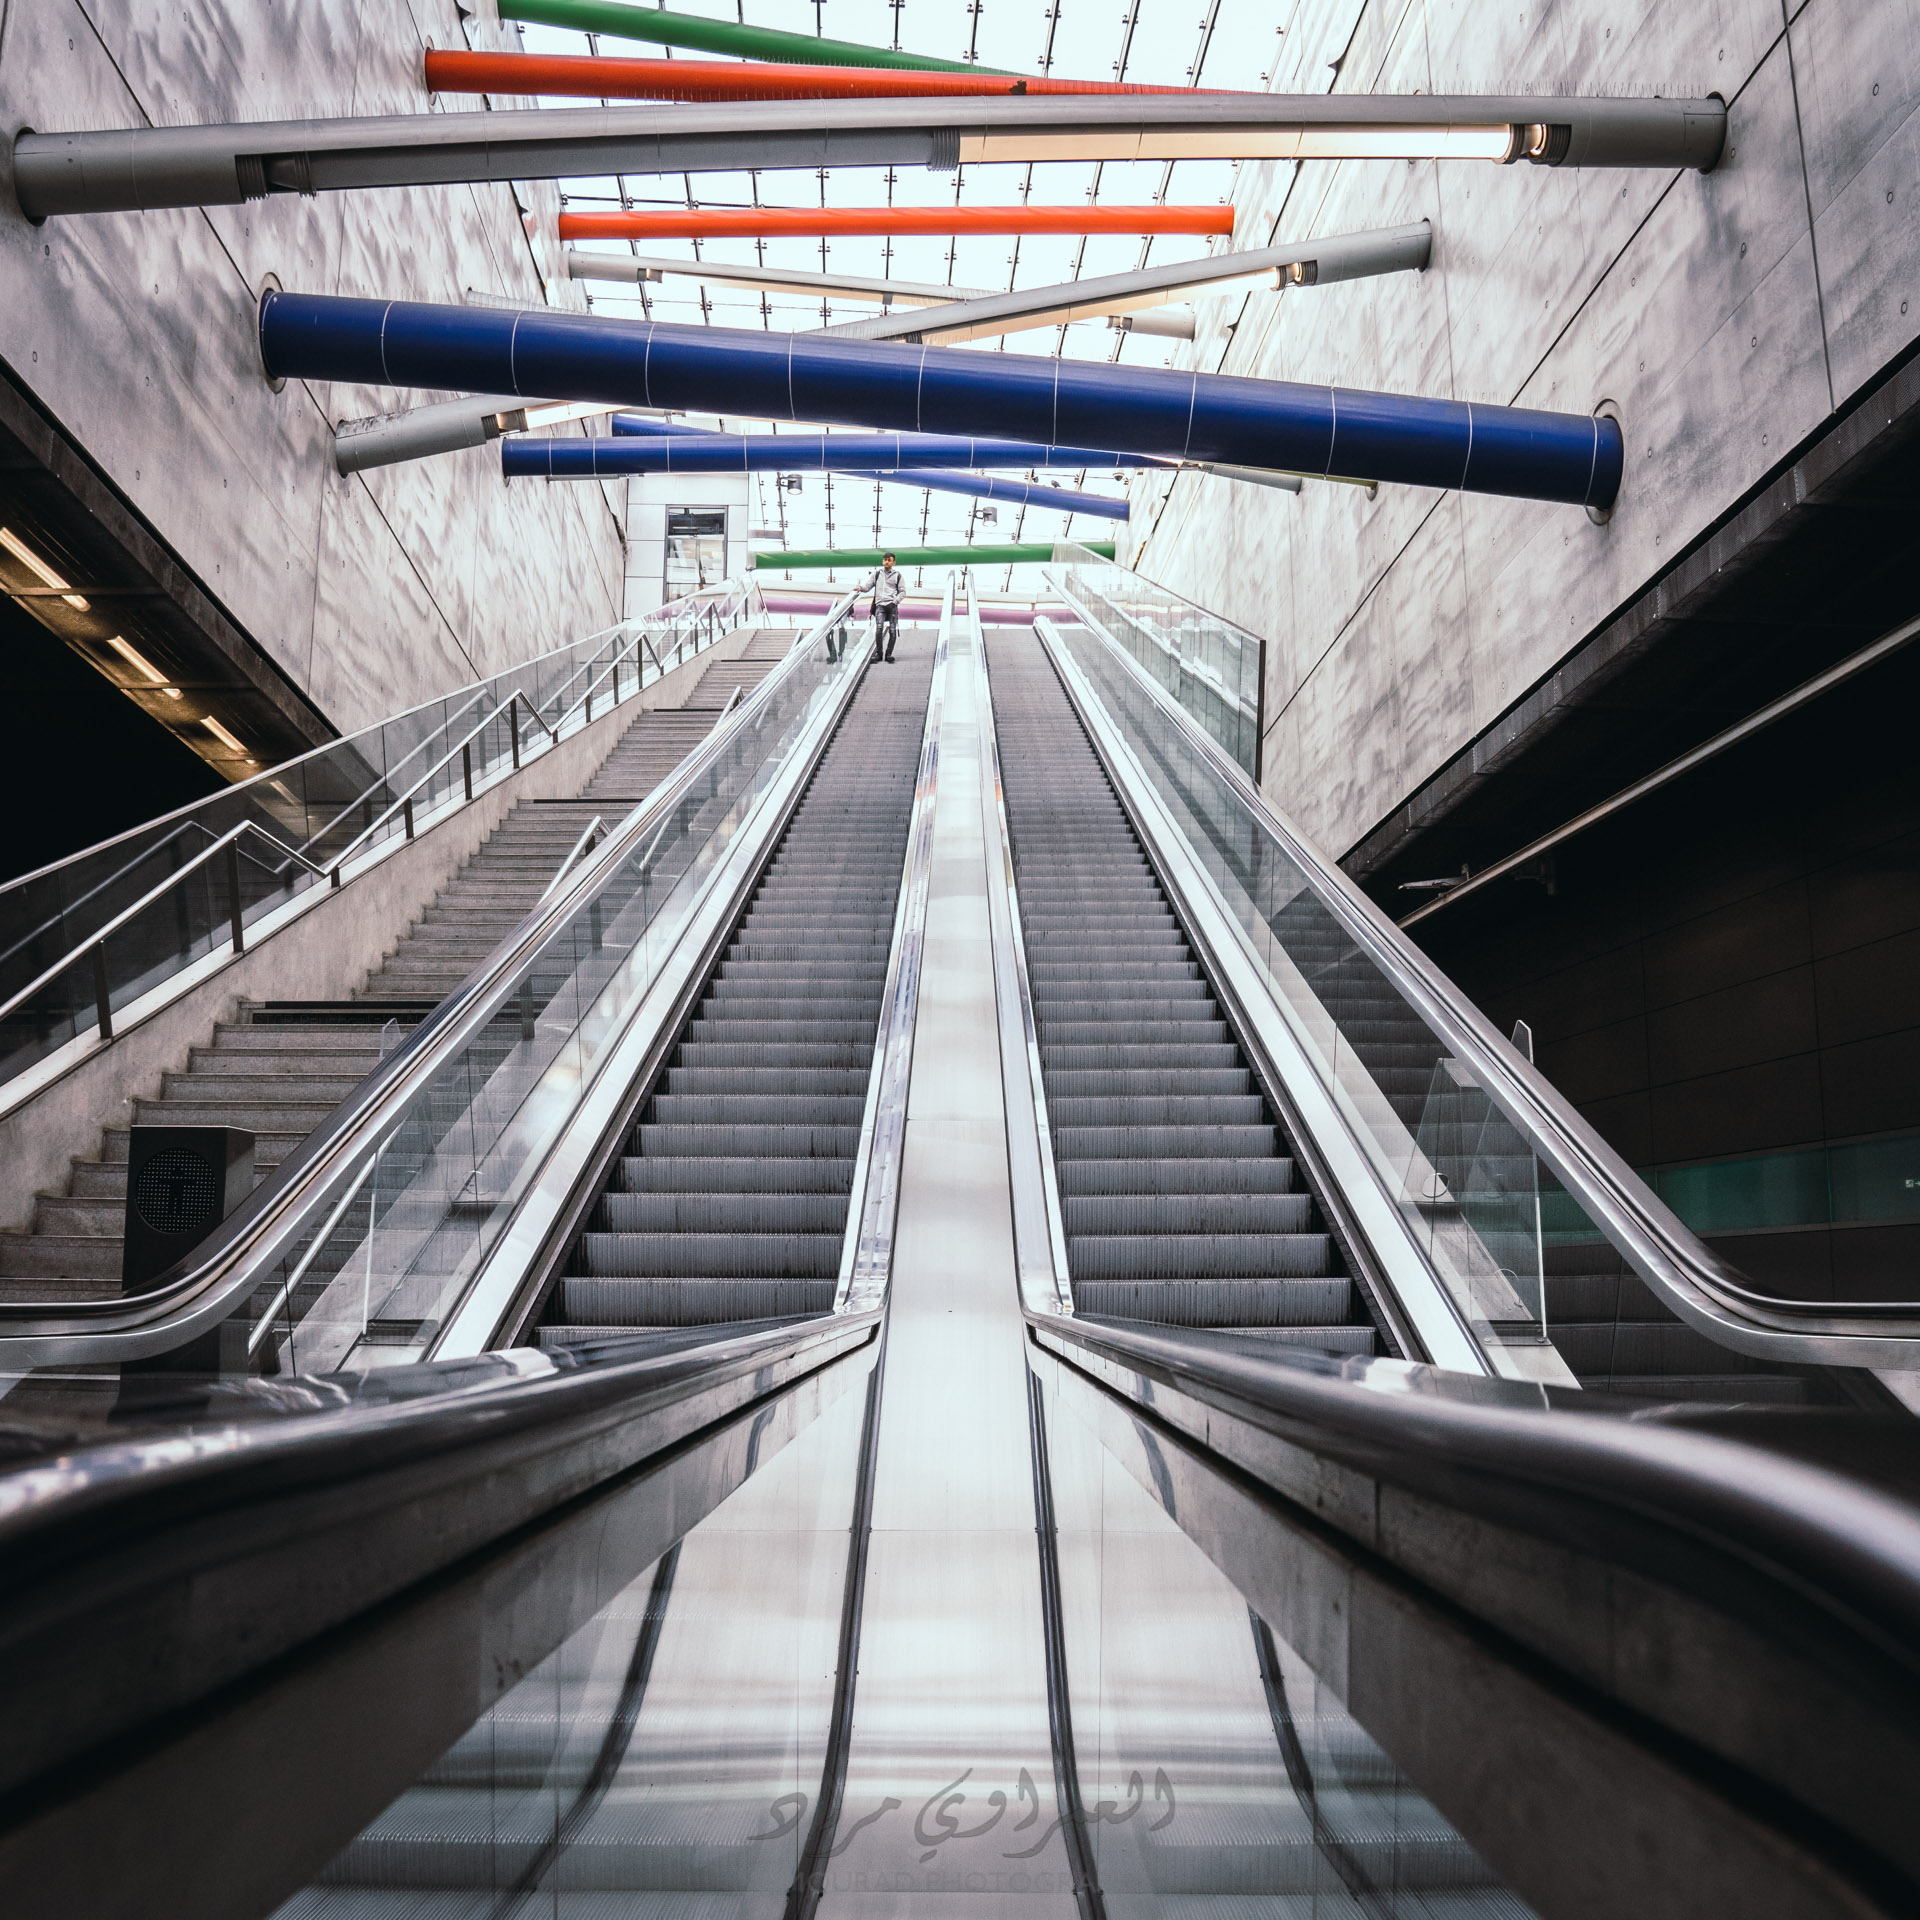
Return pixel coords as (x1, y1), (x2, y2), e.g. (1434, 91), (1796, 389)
(664, 507), (727, 598)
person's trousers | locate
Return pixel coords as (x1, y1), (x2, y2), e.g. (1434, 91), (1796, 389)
(872, 603), (898, 661)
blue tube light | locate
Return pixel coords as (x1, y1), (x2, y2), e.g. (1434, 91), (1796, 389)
(536, 412), (1133, 518)
(602, 412), (1156, 472)
(260, 292), (1623, 508)
(505, 432), (1132, 519)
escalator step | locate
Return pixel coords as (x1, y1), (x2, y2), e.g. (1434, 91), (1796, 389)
(989, 625), (1380, 1361)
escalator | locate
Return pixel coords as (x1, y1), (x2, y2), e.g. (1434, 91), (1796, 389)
(3, 579), (1920, 1920)
(987, 626), (1388, 1357)
(542, 625), (937, 1345)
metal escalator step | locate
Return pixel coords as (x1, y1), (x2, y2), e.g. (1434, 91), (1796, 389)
(1055, 1157), (1297, 1195)
(987, 624), (1383, 1356)
(581, 1231), (842, 1278)
(1074, 1278), (1352, 1326)
(599, 1191), (849, 1232)
(616, 1156), (852, 1193)
(536, 632), (934, 1342)
(559, 1276), (839, 1324)
(1062, 1193), (1313, 1234)
(1067, 1233), (1334, 1279)
(1052, 1125), (1278, 1159)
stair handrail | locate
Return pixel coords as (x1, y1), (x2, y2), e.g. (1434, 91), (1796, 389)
(0, 588), (763, 1080)
(537, 815), (606, 907)
(1041, 568), (1920, 1370)
(0, 821), (335, 1044)
(0, 586), (863, 1346)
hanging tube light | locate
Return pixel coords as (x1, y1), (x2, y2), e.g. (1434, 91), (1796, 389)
(558, 206), (1237, 242)
(425, 50), (1211, 102)
(14, 95), (1727, 219)
(520, 427), (1165, 474)
(510, 417), (1134, 519)
(498, 0), (1006, 75)
(258, 292), (1622, 508)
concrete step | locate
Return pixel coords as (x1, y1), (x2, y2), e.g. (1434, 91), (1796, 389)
(132, 1098), (336, 1132)
(159, 1070), (366, 1103)
(0, 1232), (121, 1279)
(33, 1194), (123, 1236)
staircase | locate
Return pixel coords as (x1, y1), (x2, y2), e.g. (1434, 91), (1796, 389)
(0, 642), (794, 1307)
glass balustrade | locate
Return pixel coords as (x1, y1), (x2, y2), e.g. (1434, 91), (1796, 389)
(1041, 613), (1590, 1378)
(1049, 545), (1265, 779)
(239, 612), (857, 1376)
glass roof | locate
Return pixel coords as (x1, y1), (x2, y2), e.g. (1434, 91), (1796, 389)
(516, 0), (1283, 591)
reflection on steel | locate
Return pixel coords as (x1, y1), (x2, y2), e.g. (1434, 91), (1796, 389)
(15, 94), (1727, 218)
(259, 291), (1625, 509)
(559, 205), (1237, 241)
(829, 221), (1433, 346)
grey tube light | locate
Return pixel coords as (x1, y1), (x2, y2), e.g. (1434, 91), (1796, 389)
(14, 93), (1728, 218)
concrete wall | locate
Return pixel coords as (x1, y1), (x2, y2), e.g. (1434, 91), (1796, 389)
(0, 0), (629, 737)
(1126, 0), (1920, 862)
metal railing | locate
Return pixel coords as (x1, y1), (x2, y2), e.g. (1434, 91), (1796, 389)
(1028, 597), (1920, 1374)
(0, 579), (762, 1096)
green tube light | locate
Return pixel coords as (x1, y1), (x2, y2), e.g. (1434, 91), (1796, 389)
(497, 0), (1006, 75)
(754, 543), (1114, 571)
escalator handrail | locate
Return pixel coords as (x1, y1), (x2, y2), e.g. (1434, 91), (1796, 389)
(835, 576), (955, 1313)
(1030, 1307), (1920, 1698)
(0, 1305), (880, 1809)
(0, 594), (864, 1345)
(1039, 576), (1920, 1365)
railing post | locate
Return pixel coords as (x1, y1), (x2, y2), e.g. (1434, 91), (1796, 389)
(462, 740), (474, 803)
(403, 796), (415, 841)
(92, 943), (114, 1043)
(585, 683), (593, 724)
(227, 841), (246, 955)
(510, 703), (521, 770)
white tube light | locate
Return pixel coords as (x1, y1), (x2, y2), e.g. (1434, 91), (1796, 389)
(0, 527), (89, 610)
(961, 124), (1518, 165)
(203, 715), (251, 757)
(511, 400), (618, 430)
(107, 634), (181, 698)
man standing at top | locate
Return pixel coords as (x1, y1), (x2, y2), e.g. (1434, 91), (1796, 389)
(864, 553), (904, 664)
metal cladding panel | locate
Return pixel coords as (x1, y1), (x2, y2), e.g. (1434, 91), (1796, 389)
(913, 347), (1067, 442)
(259, 294), (1625, 507)
(783, 331), (925, 429)
(1054, 363), (1208, 462)
(1325, 386), (1472, 492)
(1457, 405), (1615, 507)
(1186, 375), (1336, 475)
(258, 289), (392, 389)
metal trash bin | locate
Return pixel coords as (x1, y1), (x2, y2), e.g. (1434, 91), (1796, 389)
(122, 1125), (256, 1293)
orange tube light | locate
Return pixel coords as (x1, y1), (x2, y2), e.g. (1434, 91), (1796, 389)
(559, 205), (1236, 241)
(425, 49), (1216, 102)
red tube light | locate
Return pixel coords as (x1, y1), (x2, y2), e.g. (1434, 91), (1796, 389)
(559, 206), (1236, 241)
(425, 49), (1222, 102)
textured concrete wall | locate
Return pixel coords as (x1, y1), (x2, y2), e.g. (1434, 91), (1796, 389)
(1126, 0), (1920, 862)
(0, 0), (629, 738)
